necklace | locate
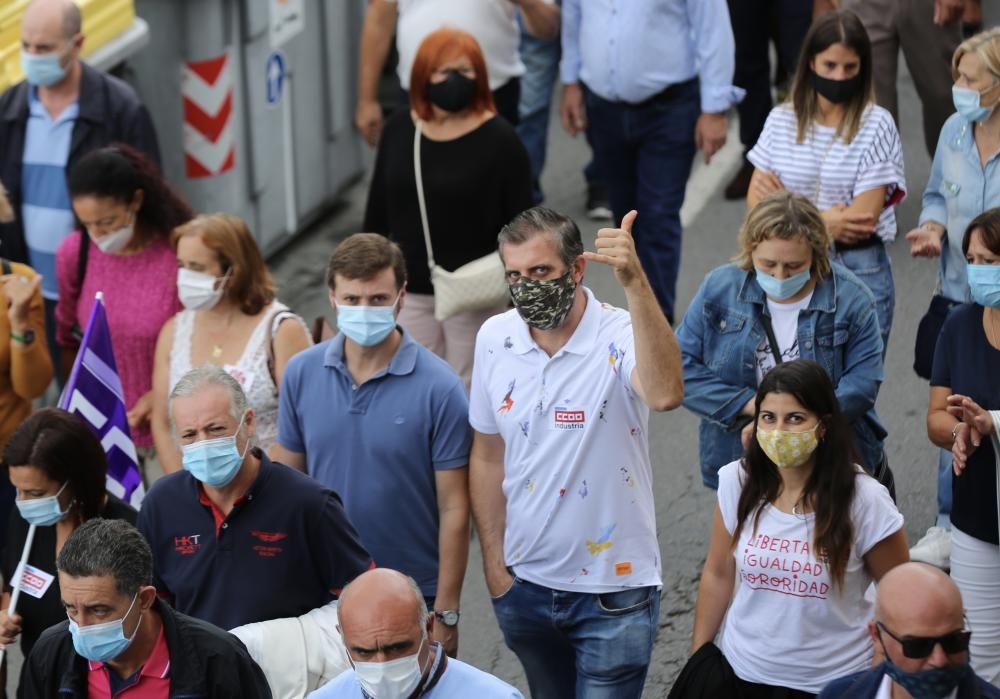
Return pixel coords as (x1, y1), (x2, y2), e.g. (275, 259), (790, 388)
(203, 309), (237, 359)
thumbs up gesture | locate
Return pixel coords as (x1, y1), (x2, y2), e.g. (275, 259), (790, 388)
(582, 210), (644, 289)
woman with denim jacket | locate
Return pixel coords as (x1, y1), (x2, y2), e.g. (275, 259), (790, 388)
(676, 192), (886, 490)
(903, 28), (1000, 570)
(746, 11), (905, 354)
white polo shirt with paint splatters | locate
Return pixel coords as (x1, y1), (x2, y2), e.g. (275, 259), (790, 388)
(469, 287), (661, 593)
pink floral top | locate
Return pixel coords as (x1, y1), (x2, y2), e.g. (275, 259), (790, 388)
(56, 231), (181, 447)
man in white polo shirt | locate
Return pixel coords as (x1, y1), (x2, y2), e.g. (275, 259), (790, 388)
(469, 206), (684, 698)
(355, 0), (559, 146)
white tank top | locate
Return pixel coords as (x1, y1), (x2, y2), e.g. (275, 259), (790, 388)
(169, 301), (309, 451)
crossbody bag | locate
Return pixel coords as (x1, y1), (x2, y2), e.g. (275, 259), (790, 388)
(413, 121), (508, 322)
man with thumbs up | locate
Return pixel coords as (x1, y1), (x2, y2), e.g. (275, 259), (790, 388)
(468, 206), (683, 698)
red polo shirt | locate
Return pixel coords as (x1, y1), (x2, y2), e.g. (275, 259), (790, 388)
(87, 624), (170, 698)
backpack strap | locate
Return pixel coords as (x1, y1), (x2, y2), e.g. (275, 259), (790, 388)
(76, 231), (88, 287)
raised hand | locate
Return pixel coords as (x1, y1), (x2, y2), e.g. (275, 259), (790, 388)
(582, 210), (644, 288)
(1, 274), (41, 330)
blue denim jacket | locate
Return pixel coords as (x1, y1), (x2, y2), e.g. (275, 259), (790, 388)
(676, 262), (886, 489)
(920, 112), (1000, 303)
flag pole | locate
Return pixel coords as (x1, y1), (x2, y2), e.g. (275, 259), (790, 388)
(0, 523), (37, 664)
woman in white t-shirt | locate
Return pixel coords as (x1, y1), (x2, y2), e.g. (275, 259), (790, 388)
(687, 359), (908, 698)
(747, 10), (906, 353)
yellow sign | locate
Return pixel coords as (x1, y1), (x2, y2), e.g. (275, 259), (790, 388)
(0, 0), (136, 92)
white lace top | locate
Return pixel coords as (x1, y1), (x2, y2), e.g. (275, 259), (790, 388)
(169, 301), (310, 451)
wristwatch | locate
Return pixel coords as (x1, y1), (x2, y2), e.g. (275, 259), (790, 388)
(434, 610), (460, 627)
(10, 328), (35, 345)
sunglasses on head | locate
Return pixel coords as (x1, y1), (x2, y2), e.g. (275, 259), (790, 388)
(876, 621), (972, 659)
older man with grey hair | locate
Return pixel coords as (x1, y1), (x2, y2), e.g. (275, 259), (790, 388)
(137, 366), (372, 633)
(20, 518), (272, 697)
(309, 568), (522, 698)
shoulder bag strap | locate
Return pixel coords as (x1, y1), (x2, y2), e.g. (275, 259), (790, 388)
(1, 258), (11, 276)
(758, 312), (784, 367)
(413, 120), (436, 270)
(76, 230), (89, 287)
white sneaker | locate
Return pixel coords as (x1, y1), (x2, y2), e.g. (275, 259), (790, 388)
(909, 526), (951, 570)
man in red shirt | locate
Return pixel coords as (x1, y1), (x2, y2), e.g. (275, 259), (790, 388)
(19, 518), (271, 698)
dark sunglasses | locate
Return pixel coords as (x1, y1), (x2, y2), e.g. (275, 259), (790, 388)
(876, 621), (972, 659)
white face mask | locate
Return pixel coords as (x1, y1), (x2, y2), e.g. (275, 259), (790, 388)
(352, 638), (426, 699)
(91, 220), (134, 255)
(177, 268), (227, 311)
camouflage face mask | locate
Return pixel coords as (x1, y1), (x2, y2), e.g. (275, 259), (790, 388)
(509, 272), (577, 330)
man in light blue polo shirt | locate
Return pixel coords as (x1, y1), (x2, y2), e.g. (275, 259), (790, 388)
(276, 233), (471, 658)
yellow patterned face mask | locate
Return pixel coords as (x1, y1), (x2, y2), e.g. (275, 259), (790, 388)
(756, 426), (819, 469)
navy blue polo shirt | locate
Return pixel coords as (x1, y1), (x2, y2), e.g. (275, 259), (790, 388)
(278, 330), (471, 597)
(136, 452), (372, 630)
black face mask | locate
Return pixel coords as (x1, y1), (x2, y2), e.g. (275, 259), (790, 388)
(426, 71), (476, 113)
(811, 71), (864, 104)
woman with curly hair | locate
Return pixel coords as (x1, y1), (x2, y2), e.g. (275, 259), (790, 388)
(56, 145), (193, 477)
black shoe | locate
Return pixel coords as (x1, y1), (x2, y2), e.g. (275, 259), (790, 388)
(724, 161), (754, 201)
(586, 183), (613, 221)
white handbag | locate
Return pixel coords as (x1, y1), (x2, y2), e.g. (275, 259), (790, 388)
(413, 121), (509, 322)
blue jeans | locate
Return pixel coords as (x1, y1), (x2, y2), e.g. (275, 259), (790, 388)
(491, 576), (660, 698)
(583, 82), (700, 323)
(517, 14), (559, 204)
(831, 242), (895, 354)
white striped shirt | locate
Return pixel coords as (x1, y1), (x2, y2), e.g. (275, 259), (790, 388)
(748, 104), (906, 243)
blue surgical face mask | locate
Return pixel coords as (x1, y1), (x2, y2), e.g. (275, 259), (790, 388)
(336, 294), (399, 347)
(68, 592), (141, 662)
(952, 84), (998, 124)
(755, 267), (812, 301)
(16, 481), (71, 526)
(20, 48), (68, 88)
(884, 659), (970, 699)
(181, 412), (250, 488)
(967, 264), (1000, 308)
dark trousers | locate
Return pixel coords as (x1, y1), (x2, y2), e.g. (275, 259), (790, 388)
(728, 0), (813, 154)
(737, 678), (816, 699)
(583, 81), (700, 323)
(401, 78), (521, 127)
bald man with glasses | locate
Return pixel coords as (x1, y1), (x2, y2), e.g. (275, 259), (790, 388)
(819, 562), (1000, 699)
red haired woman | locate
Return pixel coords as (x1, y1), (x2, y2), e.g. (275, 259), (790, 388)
(363, 28), (533, 389)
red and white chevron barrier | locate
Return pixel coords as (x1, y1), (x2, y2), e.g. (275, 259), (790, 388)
(182, 51), (236, 178)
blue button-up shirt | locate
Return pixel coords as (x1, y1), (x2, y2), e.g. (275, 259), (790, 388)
(920, 112), (1000, 303)
(560, 0), (743, 112)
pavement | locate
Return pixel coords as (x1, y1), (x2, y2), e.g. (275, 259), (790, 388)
(262, 63), (942, 696)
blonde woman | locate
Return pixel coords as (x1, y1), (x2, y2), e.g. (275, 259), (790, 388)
(676, 191), (886, 490)
(151, 214), (312, 472)
(747, 10), (906, 352)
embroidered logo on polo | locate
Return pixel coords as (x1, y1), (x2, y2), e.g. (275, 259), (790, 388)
(174, 534), (202, 555)
(250, 530), (287, 557)
(250, 530), (287, 543)
(553, 406), (585, 430)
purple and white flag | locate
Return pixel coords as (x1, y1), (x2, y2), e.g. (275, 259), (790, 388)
(58, 293), (144, 507)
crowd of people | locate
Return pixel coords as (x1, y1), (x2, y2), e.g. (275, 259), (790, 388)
(0, 0), (997, 698)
